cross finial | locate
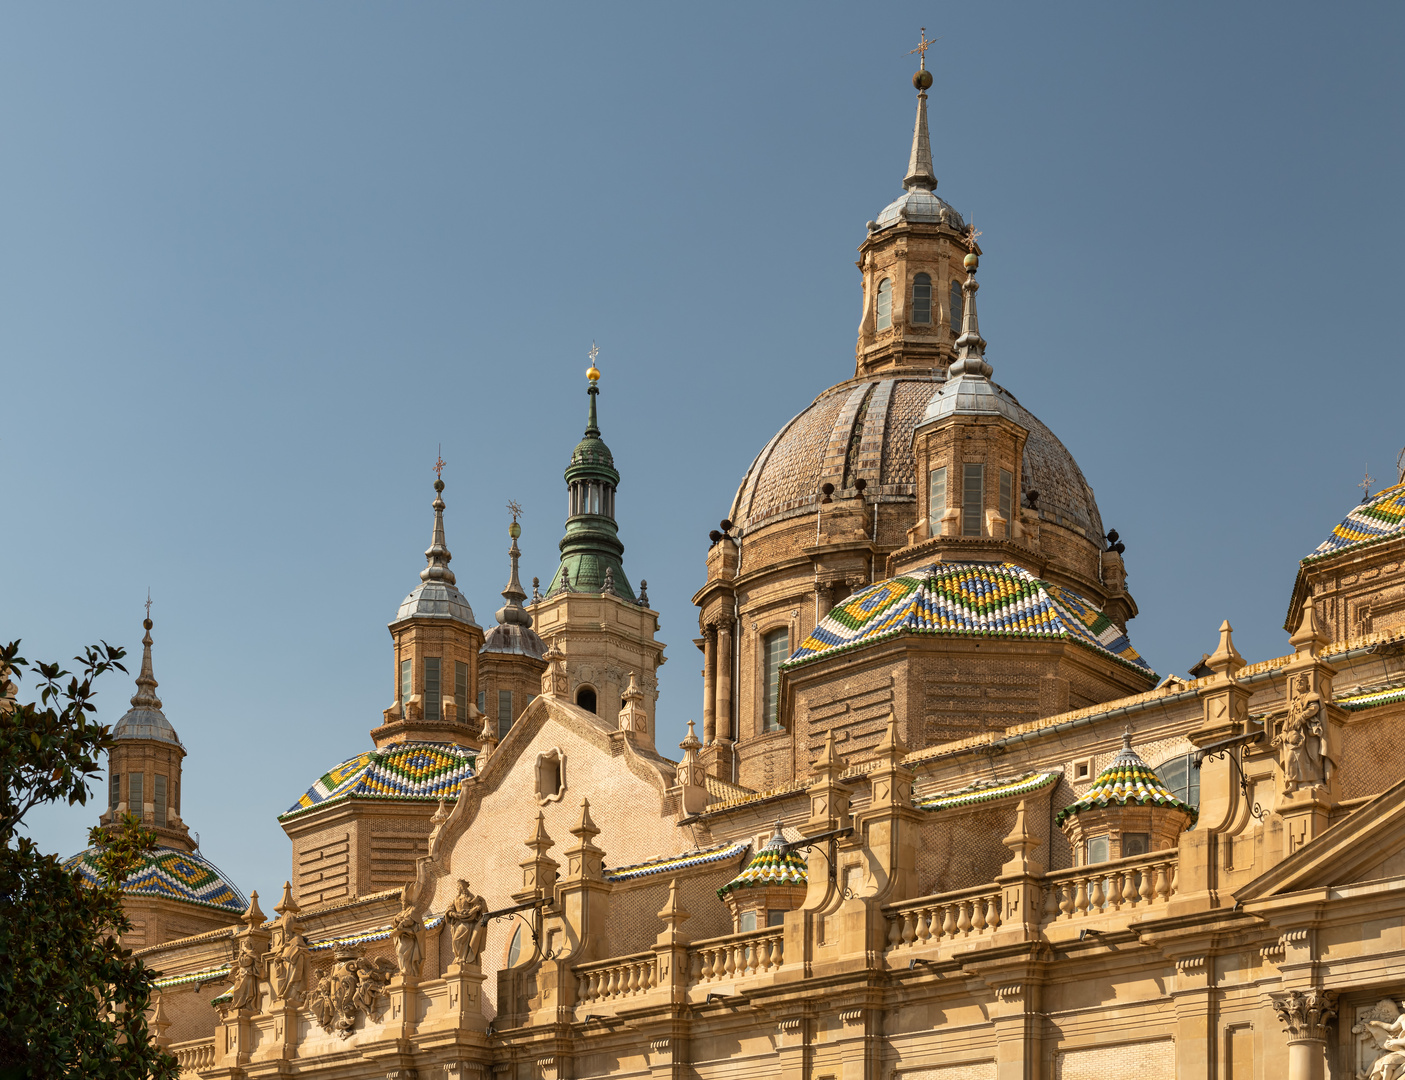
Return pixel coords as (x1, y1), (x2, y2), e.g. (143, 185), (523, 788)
(507, 499), (522, 522)
(966, 220), (982, 253)
(433, 445), (446, 481)
(909, 27), (936, 70)
(588, 342), (599, 366)
(1359, 464), (1375, 501)
(145, 589), (152, 621)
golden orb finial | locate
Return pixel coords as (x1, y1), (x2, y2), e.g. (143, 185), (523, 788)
(586, 340), (601, 383)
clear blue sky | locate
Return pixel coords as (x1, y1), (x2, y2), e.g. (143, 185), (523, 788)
(5, 4), (1402, 897)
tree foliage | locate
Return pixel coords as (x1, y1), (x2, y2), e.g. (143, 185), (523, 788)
(0, 639), (178, 1080)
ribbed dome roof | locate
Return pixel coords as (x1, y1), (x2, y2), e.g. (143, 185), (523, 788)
(63, 845), (246, 913)
(874, 188), (965, 230)
(113, 706), (182, 746)
(729, 374), (1104, 544)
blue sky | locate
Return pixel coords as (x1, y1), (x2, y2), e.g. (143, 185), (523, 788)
(4, 4), (1401, 898)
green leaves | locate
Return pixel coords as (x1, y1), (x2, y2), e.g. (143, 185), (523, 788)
(0, 640), (175, 1080)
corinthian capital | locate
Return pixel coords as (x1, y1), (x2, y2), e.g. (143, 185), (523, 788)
(1270, 988), (1338, 1041)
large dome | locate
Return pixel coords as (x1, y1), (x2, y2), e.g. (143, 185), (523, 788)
(729, 373), (1104, 545)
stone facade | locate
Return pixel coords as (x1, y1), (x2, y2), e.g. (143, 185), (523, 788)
(67, 57), (1405, 1080)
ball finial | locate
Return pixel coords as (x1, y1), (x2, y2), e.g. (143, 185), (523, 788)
(509, 521), (522, 539)
(586, 364), (600, 382)
(913, 69), (933, 91)
(964, 252), (979, 271)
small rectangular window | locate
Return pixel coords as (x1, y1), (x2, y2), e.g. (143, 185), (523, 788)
(999, 469), (1013, 539)
(109, 773), (119, 811)
(739, 911), (758, 932)
(928, 466), (947, 534)
(154, 774), (167, 828)
(876, 278), (893, 330)
(762, 629), (789, 732)
(1122, 833), (1150, 857)
(129, 773), (144, 811)
(767, 909), (786, 928)
(590, 484), (601, 515)
(1086, 835), (1109, 864)
(950, 279), (964, 334)
(477, 690), (485, 714)
(962, 463), (984, 537)
(455, 662), (469, 723)
(498, 690), (514, 740)
(424, 657), (441, 723)
(400, 658), (412, 704)
(911, 273), (932, 324)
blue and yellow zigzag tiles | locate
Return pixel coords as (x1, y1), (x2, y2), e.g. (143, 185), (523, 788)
(1306, 481), (1405, 562)
(785, 562), (1153, 674)
(63, 846), (247, 912)
(718, 834), (807, 897)
(281, 741), (476, 820)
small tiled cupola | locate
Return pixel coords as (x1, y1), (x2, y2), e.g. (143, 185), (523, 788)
(716, 822), (808, 932)
(1056, 733), (1196, 866)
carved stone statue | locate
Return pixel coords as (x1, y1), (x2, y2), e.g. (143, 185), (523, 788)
(1355, 1000), (1405, 1080)
(225, 940), (260, 1012)
(306, 952), (396, 1038)
(1275, 673), (1332, 793)
(445, 879), (489, 966)
(390, 907), (424, 978)
(267, 922), (311, 1006)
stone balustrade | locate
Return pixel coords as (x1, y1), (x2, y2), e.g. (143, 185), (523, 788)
(688, 926), (784, 984)
(575, 952), (659, 1003)
(885, 883), (1003, 952)
(1043, 849), (1178, 921)
(170, 1038), (216, 1075)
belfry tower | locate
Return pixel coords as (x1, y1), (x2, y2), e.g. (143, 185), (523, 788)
(529, 353), (665, 747)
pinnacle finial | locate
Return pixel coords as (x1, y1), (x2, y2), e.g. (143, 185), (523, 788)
(497, 507), (531, 627)
(584, 346), (602, 438)
(130, 604), (162, 710)
(948, 229), (991, 378)
(903, 37), (938, 192)
(421, 461), (456, 586)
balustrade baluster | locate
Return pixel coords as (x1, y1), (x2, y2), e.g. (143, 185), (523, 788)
(893, 914), (908, 948)
(1154, 863), (1171, 901)
(915, 908), (931, 943)
(972, 898), (987, 932)
(1089, 875), (1105, 912)
(941, 904), (956, 938)
(1139, 867), (1154, 904)
(956, 900), (972, 935)
(1074, 878), (1090, 915)
(1059, 882), (1074, 917)
(1108, 872), (1125, 910)
(986, 895), (1001, 931)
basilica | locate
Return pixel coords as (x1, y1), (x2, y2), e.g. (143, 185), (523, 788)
(47, 54), (1405, 1080)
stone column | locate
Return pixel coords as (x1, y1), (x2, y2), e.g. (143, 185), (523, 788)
(702, 625), (717, 745)
(1271, 989), (1337, 1080)
(716, 621), (734, 745)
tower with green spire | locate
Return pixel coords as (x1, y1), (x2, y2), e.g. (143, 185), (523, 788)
(545, 355), (635, 601)
(530, 349), (665, 744)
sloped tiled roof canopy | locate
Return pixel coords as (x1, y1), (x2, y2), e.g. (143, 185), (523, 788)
(281, 741), (475, 821)
(717, 825), (808, 898)
(63, 846), (247, 913)
(1055, 738), (1197, 827)
(785, 563), (1153, 675)
(606, 840), (751, 883)
(1304, 480), (1405, 563)
(915, 770), (1061, 812)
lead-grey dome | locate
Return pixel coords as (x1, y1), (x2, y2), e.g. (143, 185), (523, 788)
(874, 189), (966, 230)
(395, 581), (478, 626)
(113, 706), (182, 746)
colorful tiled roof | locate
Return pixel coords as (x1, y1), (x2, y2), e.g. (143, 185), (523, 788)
(915, 770), (1060, 812)
(63, 845), (247, 913)
(717, 824), (808, 898)
(153, 965), (231, 991)
(606, 840), (751, 883)
(1337, 683), (1405, 712)
(280, 741), (475, 820)
(785, 563), (1153, 675)
(1055, 737), (1197, 827)
(1305, 481), (1405, 563)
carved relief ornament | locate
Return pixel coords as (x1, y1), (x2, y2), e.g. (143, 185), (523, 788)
(1272, 988), (1339, 1042)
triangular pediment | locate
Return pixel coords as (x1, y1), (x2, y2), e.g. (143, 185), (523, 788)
(1236, 773), (1405, 901)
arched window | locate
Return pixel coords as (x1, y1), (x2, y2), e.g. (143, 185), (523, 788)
(949, 279), (964, 336)
(876, 278), (893, 330)
(1154, 753), (1201, 811)
(762, 629), (789, 732)
(576, 686), (597, 714)
(911, 273), (932, 324)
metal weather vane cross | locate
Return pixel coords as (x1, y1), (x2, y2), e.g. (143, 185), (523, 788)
(1359, 465), (1376, 500)
(588, 342), (599, 366)
(507, 500), (523, 523)
(433, 445), (446, 481)
(145, 589), (152, 620)
(966, 221), (982, 253)
(909, 27), (936, 68)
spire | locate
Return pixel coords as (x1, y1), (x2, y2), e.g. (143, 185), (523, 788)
(903, 31), (938, 191)
(496, 505), (531, 627)
(129, 612), (162, 711)
(948, 242), (991, 378)
(585, 342), (601, 438)
(421, 457), (456, 587)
